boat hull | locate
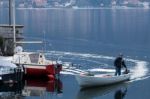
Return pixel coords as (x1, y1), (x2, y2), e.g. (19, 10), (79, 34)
(24, 65), (47, 76)
(75, 73), (130, 87)
(24, 64), (62, 79)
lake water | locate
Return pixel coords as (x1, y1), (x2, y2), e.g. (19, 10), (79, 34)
(0, 8), (150, 99)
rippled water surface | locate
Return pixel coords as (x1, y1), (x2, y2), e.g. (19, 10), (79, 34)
(0, 8), (150, 99)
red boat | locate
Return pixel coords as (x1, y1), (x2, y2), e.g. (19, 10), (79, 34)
(12, 51), (62, 80)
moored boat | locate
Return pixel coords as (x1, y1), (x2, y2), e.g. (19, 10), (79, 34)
(75, 71), (131, 88)
(12, 49), (62, 80)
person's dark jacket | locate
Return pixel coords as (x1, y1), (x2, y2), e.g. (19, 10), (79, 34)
(114, 57), (127, 68)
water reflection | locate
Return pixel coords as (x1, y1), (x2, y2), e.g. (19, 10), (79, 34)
(0, 82), (24, 99)
(114, 88), (127, 99)
(22, 78), (63, 96)
(76, 82), (128, 99)
(0, 79), (63, 98)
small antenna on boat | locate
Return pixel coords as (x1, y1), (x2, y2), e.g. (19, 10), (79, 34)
(43, 30), (46, 52)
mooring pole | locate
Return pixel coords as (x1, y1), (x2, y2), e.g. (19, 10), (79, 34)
(9, 0), (13, 25)
(12, 0), (16, 49)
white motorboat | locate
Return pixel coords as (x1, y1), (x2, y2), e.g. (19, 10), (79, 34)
(75, 71), (131, 88)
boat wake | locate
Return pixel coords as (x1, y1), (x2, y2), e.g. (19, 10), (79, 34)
(45, 51), (150, 82)
(130, 61), (149, 82)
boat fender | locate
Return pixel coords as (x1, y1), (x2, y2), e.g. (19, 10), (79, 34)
(47, 75), (55, 80)
(14, 46), (23, 53)
(39, 60), (43, 64)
